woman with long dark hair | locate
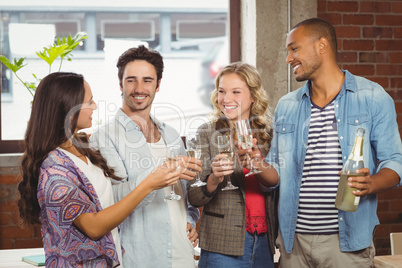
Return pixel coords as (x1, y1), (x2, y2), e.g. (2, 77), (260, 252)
(18, 72), (180, 267)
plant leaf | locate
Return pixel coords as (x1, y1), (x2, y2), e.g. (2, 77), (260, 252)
(58, 32), (88, 59)
(0, 55), (27, 73)
(2, 31), (87, 99)
(36, 44), (71, 66)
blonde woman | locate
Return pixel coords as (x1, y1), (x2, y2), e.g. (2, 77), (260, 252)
(188, 62), (279, 267)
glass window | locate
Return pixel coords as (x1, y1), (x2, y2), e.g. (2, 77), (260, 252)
(0, 1), (234, 153)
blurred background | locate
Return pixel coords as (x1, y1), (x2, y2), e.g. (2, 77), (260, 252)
(0, 0), (230, 140)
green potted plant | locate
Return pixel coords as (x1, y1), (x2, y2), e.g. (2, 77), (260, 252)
(0, 32), (88, 98)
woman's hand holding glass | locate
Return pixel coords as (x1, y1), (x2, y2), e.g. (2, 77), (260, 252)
(215, 134), (238, 191)
(148, 164), (182, 190)
(235, 119), (262, 176)
(207, 154), (236, 192)
(236, 137), (263, 169)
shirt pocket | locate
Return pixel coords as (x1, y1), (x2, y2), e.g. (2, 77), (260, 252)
(346, 114), (370, 146)
(274, 122), (295, 153)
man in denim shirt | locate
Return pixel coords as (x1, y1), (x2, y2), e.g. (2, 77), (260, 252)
(90, 46), (201, 267)
(265, 18), (402, 267)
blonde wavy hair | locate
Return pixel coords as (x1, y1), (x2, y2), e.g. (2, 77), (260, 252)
(210, 62), (272, 149)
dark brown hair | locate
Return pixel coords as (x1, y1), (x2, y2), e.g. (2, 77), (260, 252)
(18, 72), (120, 225)
(116, 45), (164, 88)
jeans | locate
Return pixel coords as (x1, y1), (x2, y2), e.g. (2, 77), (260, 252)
(198, 231), (274, 268)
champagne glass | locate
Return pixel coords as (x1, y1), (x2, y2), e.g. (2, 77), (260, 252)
(186, 133), (207, 187)
(164, 145), (182, 201)
(235, 119), (262, 177)
(217, 134), (238, 191)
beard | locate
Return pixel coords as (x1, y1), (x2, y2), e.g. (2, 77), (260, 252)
(123, 92), (154, 112)
(295, 53), (321, 82)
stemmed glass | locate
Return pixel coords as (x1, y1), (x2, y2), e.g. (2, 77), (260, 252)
(217, 134), (238, 191)
(235, 119), (262, 177)
(164, 145), (182, 201)
(186, 133), (207, 187)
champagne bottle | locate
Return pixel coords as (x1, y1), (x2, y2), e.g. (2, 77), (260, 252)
(335, 128), (365, 212)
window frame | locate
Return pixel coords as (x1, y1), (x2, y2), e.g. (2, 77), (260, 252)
(0, 0), (240, 153)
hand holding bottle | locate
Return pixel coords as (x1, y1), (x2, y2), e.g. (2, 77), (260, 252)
(346, 168), (371, 196)
(335, 128), (367, 212)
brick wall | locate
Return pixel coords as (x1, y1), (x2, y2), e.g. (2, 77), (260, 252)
(0, 165), (42, 249)
(377, 187), (402, 255)
(318, 0), (402, 256)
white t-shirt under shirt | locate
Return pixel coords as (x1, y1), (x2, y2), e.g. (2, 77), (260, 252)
(58, 148), (123, 267)
(147, 138), (195, 268)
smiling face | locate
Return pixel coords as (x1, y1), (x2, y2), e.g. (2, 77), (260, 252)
(286, 26), (322, 82)
(217, 72), (254, 122)
(120, 60), (160, 115)
(76, 81), (97, 131)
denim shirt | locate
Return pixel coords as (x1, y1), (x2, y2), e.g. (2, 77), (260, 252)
(265, 70), (402, 253)
(89, 109), (200, 267)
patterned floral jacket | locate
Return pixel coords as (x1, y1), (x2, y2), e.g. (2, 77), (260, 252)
(38, 149), (120, 267)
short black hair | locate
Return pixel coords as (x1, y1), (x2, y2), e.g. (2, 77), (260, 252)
(293, 18), (337, 56)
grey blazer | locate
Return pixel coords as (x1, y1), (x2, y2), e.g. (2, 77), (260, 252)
(188, 121), (278, 256)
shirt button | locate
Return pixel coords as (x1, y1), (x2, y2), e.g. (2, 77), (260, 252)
(283, 128), (286, 131)
(168, 243), (172, 247)
(337, 119), (341, 122)
(167, 250), (171, 254)
(336, 104), (339, 108)
(339, 217), (343, 221)
(344, 156), (346, 159)
(355, 120), (359, 123)
(167, 221), (171, 225)
(340, 136), (343, 140)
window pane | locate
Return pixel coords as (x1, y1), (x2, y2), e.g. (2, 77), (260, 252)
(102, 21), (155, 40)
(0, 2), (229, 141)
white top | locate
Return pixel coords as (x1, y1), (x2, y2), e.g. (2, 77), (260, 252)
(57, 148), (123, 267)
(148, 139), (195, 268)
